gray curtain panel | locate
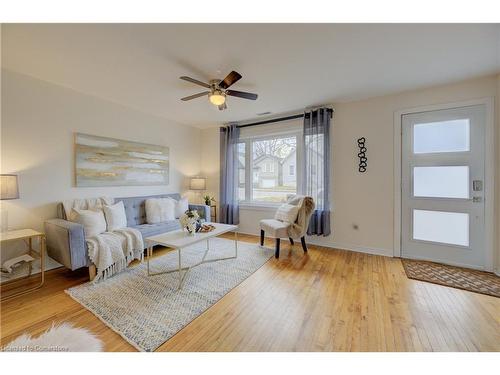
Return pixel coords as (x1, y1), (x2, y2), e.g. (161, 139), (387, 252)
(219, 124), (240, 224)
(302, 108), (331, 236)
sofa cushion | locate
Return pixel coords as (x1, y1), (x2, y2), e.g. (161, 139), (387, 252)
(133, 220), (181, 239)
(70, 208), (107, 238)
(115, 194), (182, 226)
(145, 198), (176, 224)
(174, 197), (189, 218)
(259, 219), (290, 239)
(103, 201), (127, 231)
(62, 197), (114, 221)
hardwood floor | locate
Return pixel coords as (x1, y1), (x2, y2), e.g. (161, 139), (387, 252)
(1, 233), (499, 351)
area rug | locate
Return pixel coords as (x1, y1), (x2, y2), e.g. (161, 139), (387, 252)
(66, 238), (273, 351)
(401, 258), (500, 298)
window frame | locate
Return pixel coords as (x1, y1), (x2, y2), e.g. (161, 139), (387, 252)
(238, 131), (303, 208)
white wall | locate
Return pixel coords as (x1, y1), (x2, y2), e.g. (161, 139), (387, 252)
(202, 75), (499, 265)
(497, 74), (500, 274)
(1, 70), (202, 264)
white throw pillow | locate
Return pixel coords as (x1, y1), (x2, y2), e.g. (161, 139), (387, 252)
(174, 197), (189, 218)
(274, 203), (299, 224)
(103, 201), (128, 231)
(145, 198), (176, 224)
(70, 208), (107, 238)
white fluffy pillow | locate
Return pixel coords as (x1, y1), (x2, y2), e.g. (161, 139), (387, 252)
(145, 198), (176, 224)
(103, 201), (128, 231)
(174, 197), (189, 218)
(70, 208), (107, 238)
(274, 203), (299, 224)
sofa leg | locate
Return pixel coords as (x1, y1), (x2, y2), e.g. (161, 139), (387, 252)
(289, 237), (294, 245)
(275, 238), (280, 259)
(300, 236), (308, 253)
(89, 264), (97, 281)
(260, 230), (265, 246)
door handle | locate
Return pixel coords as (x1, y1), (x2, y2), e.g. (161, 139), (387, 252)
(472, 197), (482, 203)
(473, 180), (483, 191)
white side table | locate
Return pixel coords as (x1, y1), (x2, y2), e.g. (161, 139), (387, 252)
(0, 229), (46, 301)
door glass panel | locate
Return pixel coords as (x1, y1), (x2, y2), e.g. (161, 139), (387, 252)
(413, 209), (469, 246)
(413, 166), (469, 198)
(413, 119), (470, 154)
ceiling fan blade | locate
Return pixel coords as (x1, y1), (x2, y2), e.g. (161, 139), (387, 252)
(218, 102), (227, 111)
(180, 76), (210, 88)
(226, 90), (258, 100)
(219, 71), (242, 89)
(181, 91), (210, 101)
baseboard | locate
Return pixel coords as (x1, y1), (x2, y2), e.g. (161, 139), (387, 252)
(236, 230), (393, 258)
(308, 240), (393, 257)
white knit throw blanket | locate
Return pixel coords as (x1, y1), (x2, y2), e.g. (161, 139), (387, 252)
(86, 227), (144, 282)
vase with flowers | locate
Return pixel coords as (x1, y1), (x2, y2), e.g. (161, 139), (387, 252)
(203, 195), (216, 206)
(179, 209), (200, 236)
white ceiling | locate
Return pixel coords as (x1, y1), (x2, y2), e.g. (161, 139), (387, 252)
(2, 24), (499, 128)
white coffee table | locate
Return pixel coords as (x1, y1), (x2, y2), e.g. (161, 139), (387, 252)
(145, 223), (238, 289)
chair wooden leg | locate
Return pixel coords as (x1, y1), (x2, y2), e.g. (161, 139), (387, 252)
(275, 238), (280, 259)
(260, 230), (265, 246)
(300, 236), (308, 253)
(289, 237), (294, 245)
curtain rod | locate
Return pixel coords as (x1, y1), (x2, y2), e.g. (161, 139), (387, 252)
(234, 108), (334, 129)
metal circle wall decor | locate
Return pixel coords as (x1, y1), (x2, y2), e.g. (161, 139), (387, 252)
(357, 137), (367, 173)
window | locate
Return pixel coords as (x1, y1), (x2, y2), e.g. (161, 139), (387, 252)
(239, 134), (298, 204)
(264, 162), (274, 173)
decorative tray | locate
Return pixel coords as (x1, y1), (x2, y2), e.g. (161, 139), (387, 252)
(198, 224), (216, 233)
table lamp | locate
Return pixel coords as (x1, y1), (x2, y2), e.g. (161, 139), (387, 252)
(189, 177), (206, 204)
(189, 177), (206, 190)
(1, 174), (20, 232)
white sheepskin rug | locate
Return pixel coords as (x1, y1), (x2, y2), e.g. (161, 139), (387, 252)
(2, 323), (103, 352)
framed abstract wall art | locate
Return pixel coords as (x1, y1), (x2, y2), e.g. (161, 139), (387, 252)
(74, 133), (169, 187)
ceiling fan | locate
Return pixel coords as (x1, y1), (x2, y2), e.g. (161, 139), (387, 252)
(180, 70), (258, 111)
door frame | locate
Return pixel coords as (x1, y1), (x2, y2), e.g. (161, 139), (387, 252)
(393, 97), (495, 271)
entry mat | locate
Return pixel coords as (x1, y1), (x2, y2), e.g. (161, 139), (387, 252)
(401, 258), (499, 298)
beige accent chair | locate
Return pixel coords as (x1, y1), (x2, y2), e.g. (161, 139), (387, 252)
(259, 196), (315, 259)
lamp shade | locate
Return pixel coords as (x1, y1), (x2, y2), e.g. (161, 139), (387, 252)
(0, 175), (19, 200)
(189, 177), (206, 190)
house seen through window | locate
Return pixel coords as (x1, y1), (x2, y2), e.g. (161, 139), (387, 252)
(238, 135), (297, 203)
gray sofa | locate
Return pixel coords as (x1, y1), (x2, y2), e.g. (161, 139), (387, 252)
(44, 194), (210, 271)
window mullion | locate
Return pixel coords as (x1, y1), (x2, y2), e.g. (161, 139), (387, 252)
(245, 140), (251, 202)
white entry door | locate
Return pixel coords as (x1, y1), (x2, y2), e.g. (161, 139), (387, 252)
(401, 105), (486, 269)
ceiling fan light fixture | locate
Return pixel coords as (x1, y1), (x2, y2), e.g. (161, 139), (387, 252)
(209, 90), (226, 106)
